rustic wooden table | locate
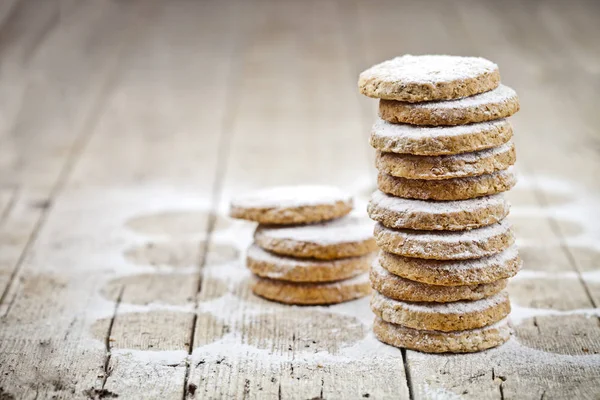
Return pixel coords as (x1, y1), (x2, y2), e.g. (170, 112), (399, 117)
(1, 0), (599, 399)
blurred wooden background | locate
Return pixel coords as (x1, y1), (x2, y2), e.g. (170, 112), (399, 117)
(0, 0), (599, 399)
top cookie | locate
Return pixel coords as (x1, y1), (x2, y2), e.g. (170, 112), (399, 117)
(230, 185), (353, 225)
(359, 55), (500, 102)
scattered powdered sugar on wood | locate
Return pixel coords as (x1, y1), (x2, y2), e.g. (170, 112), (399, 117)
(359, 55), (498, 85)
(256, 215), (375, 245)
(404, 84), (517, 110)
(371, 290), (509, 315)
(230, 185), (352, 209)
(372, 118), (510, 139)
(370, 190), (508, 216)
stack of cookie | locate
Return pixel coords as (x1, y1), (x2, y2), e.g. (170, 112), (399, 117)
(358, 55), (522, 353)
(230, 185), (377, 305)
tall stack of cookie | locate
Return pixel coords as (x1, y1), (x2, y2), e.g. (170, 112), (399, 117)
(230, 185), (377, 305)
(359, 55), (522, 353)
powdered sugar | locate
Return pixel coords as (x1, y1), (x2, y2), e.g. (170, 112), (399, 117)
(376, 219), (512, 244)
(256, 215), (375, 245)
(371, 290), (509, 315)
(384, 245), (520, 272)
(230, 185), (352, 209)
(360, 55), (498, 85)
(405, 84), (517, 110)
(370, 190), (508, 216)
(373, 118), (509, 139)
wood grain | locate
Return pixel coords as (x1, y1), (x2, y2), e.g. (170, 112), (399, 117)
(0, 0), (598, 399)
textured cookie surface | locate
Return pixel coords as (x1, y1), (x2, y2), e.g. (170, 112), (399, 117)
(378, 245), (521, 286)
(370, 259), (507, 302)
(359, 55), (499, 102)
(246, 244), (372, 282)
(379, 84), (519, 126)
(254, 216), (377, 260)
(371, 291), (511, 332)
(378, 167), (516, 201)
(374, 220), (514, 260)
(368, 190), (509, 231)
(230, 185), (352, 225)
(252, 273), (371, 305)
(373, 317), (511, 353)
(376, 141), (516, 180)
(370, 118), (513, 156)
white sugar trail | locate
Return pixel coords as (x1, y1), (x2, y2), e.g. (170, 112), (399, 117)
(510, 304), (600, 325)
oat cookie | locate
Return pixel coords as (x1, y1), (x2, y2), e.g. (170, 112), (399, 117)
(230, 185), (352, 225)
(376, 141), (515, 180)
(371, 291), (511, 332)
(379, 84), (519, 126)
(378, 166), (516, 201)
(370, 259), (507, 302)
(246, 244), (372, 282)
(359, 55), (499, 102)
(252, 273), (371, 305)
(373, 317), (511, 353)
(374, 220), (514, 260)
(371, 292), (510, 332)
(379, 245), (522, 286)
(370, 118), (513, 156)
(254, 216), (377, 260)
(368, 190), (509, 231)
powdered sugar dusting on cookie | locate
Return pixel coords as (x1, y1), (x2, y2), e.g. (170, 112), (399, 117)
(360, 55), (498, 85)
(376, 219), (512, 244)
(371, 290), (509, 315)
(257, 215), (375, 245)
(382, 245), (520, 272)
(409, 85), (517, 110)
(231, 185), (352, 209)
(373, 118), (510, 139)
(370, 191), (508, 216)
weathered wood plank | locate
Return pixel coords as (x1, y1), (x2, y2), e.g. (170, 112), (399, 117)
(187, 0), (409, 399)
(82, 1), (243, 398)
(0, 1), (156, 398)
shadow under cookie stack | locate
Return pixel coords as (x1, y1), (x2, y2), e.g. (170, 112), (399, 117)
(230, 186), (377, 305)
(359, 55), (522, 353)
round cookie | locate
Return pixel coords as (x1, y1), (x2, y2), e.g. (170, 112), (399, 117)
(370, 118), (513, 156)
(373, 220), (514, 260)
(370, 291), (511, 332)
(370, 259), (507, 302)
(373, 317), (511, 353)
(379, 84), (520, 126)
(254, 215), (377, 260)
(377, 167), (516, 201)
(230, 185), (352, 225)
(252, 273), (371, 305)
(368, 190), (509, 231)
(376, 141), (516, 180)
(246, 244), (372, 282)
(378, 245), (522, 286)
(358, 55), (499, 102)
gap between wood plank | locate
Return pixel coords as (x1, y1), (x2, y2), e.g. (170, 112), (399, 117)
(527, 164), (599, 309)
(101, 286), (124, 390)
(0, 0), (153, 316)
(181, 2), (247, 397)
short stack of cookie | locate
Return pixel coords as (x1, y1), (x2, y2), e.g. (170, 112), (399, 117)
(358, 55), (522, 353)
(230, 185), (377, 305)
